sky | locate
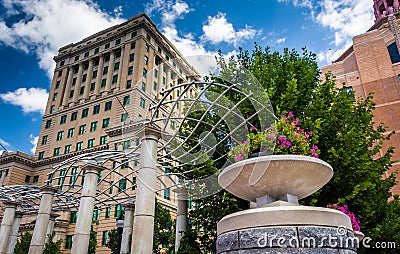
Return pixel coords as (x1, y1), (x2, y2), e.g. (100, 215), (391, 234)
(0, 0), (375, 155)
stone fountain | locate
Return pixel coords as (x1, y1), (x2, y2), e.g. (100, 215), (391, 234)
(216, 155), (358, 253)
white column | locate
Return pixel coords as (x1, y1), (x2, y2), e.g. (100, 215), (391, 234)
(120, 203), (134, 254)
(62, 67), (74, 106)
(70, 164), (104, 254)
(94, 55), (104, 96)
(6, 212), (23, 254)
(174, 187), (188, 252)
(105, 51), (115, 92)
(0, 201), (18, 254)
(45, 213), (60, 243)
(131, 125), (161, 254)
(28, 186), (58, 254)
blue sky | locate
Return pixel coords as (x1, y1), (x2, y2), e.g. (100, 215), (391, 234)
(0, 0), (374, 155)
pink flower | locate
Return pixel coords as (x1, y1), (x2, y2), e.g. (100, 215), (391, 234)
(243, 140), (249, 145)
(268, 134), (276, 139)
(293, 119), (299, 125)
(250, 125), (257, 131)
(235, 155), (244, 161)
(308, 131), (313, 137)
(278, 136), (286, 141)
(294, 133), (299, 138)
(296, 127), (301, 131)
(288, 112), (293, 117)
(281, 114), (287, 119)
(240, 150), (244, 154)
(286, 141), (292, 147)
(312, 145), (318, 150)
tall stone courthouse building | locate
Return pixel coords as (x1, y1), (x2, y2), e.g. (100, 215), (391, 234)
(0, 13), (198, 253)
(322, 0), (400, 194)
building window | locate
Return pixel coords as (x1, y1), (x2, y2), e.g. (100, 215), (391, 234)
(60, 115), (67, 124)
(38, 152), (45, 160)
(105, 101), (112, 111)
(129, 53), (134, 62)
(72, 77), (77, 86)
(339, 86), (353, 95)
(126, 80), (132, 89)
(123, 96), (130, 105)
(70, 167), (78, 186)
(94, 47), (99, 54)
(25, 175), (31, 183)
(79, 125), (86, 135)
(71, 112), (77, 121)
(104, 54), (110, 62)
(82, 108), (89, 118)
(153, 81), (157, 91)
(67, 128), (75, 138)
(121, 159), (129, 169)
(388, 42), (400, 64)
(101, 79), (106, 87)
(103, 66), (108, 75)
(162, 76), (166, 85)
(110, 181), (114, 194)
(141, 82), (146, 91)
(88, 139), (95, 148)
(131, 41), (136, 49)
(102, 231), (108, 246)
(33, 175), (39, 183)
(90, 83), (95, 91)
(145, 44), (149, 52)
(65, 235), (73, 249)
(100, 136), (107, 145)
(93, 105), (100, 114)
(115, 204), (125, 217)
(115, 38), (121, 45)
(53, 147), (60, 156)
(84, 51), (89, 57)
(123, 140), (130, 149)
(112, 75), (118, 84)
(75, 55), (79, 61)
(93, 209), (101, 222)
(56, 131), (64, 141)
(82, 74), (87, 83)
(121, 113), (128, 122)
(170, 121), (175, 130)
(105, 207), (111, 218)
(45, 120), (51, 129)
(128, 66), (133, 75)
(105, 43), (110, 49)
(69, 211), (78, 223)
(102, 118), (110, 128)
(154, 69), (158, 78)
(55, 81), (60, 89)
(92, 70), (97, 78)
(132, 177), (136, 190)
(164, 188), (170, 200)
(140, 97), (145, 108)
(76, 142), (83, 151)
(144, 56), (148, 65)
(143, 68), (147, 77)
(118, 179), (127, 192)
(65, 145), (71, 154)
(114, 62), (120, 71)
(53, 93), (58, 101)
(58, 170), (66, 185)
(90, 121), (98, 132)
(42, 135), (48, 145)
(69, 90), (74, 98)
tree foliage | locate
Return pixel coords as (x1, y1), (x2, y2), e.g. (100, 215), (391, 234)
(14, 231), (32, 254)
(43, 232), (62, 254)
(180, 44), (400, 253)
(88, 226), (97, 254)
(153, 198), (175, 254)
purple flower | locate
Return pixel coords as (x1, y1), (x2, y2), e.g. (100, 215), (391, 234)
(243, 140), (249, 145)
(278, 136), (286, 141)
(312, 145), (318, 150)
(294, 133), (299, 138)
(308, 131), (313, 137)
(286, 141), (292, 147)
(288, 112), (293, 117)
(293, 119), (299, 125)
(281, 114), (287, 119)
(235, 155), (244, 161)
(268, 134), (276, 139)
(240, 150), (244, 154)
(250, 125), (257, 131)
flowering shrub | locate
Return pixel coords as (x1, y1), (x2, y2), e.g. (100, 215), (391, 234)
(329, 203), (361, 232)
(229, 112), (319, 162)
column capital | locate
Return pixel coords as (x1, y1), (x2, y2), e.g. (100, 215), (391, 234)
(122, 199), (136, 210)
(3, 201), (19, 208)
(15, 211), (24, 218)
(173, 186), (189, 200)
(81, 163), (106, 174)
(40, 185), (59, 194)
(139, 124), (162, 139)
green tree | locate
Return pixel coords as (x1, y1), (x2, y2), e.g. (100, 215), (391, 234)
(153, 198), (175, 254)
(88, 226), (97, 254)
(106, 229), (119, 254)
(43, 232), (62, 254)
(180, 44), (400, 253)
(14, 231), (32, 254)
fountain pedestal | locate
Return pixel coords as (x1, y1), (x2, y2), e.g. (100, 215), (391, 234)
(217, 155), (359, 253)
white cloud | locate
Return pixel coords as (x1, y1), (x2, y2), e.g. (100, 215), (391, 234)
(0, 87), (49, 114)
(0, 0), (125, 79)
(29, 134), (38, 154)
(0, 137), (12, 154)
(202, 12), (259, 46)
(277, 0), (313, 9)
(276, 37), (287, 44)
